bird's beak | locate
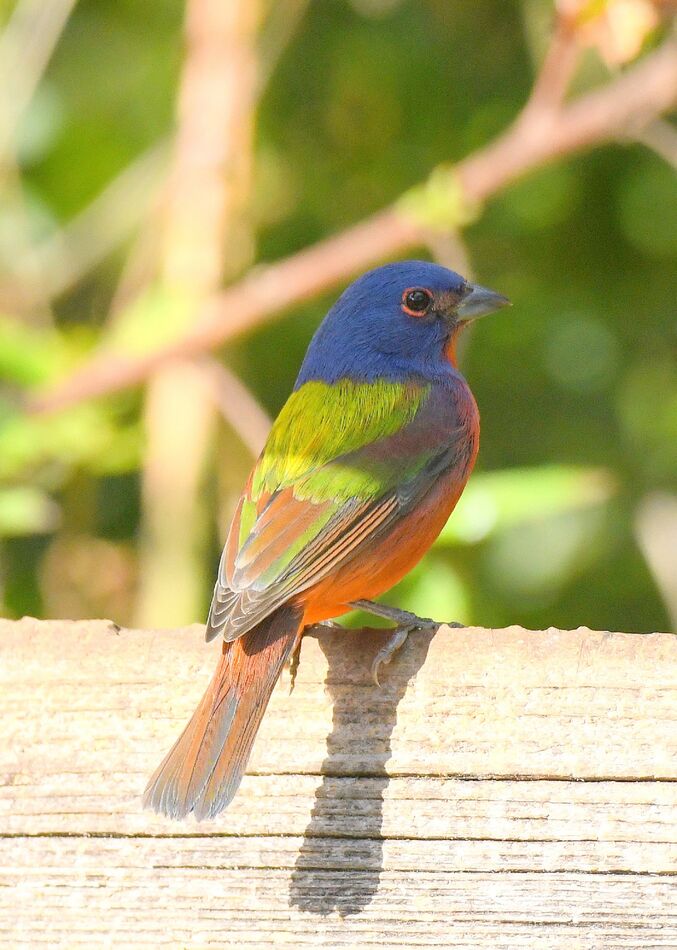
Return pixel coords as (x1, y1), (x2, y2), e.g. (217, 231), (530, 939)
(456, 283), (511, 322)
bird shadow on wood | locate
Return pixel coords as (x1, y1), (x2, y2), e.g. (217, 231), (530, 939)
(289, 624), (434, 917)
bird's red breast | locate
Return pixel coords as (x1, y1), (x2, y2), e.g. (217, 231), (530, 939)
(301, 380), (479, 623)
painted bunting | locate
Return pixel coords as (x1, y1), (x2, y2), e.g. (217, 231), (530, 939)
(144, 260), (509, 820)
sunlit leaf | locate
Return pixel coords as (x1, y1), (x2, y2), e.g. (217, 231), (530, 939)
(0, 402), (142, 480)
(394, 557), (470, 623)
(485, 505), (609, 602)
(0, 316), (83, 386)
(341, 556), (470, 627)
(437, 466), (616, 545)
(106, 284), (194, 355)
(560, 0), (661, 64)
(0, 486), (60, 536)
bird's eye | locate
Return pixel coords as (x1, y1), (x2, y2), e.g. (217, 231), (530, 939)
(401, 287), (433, 317)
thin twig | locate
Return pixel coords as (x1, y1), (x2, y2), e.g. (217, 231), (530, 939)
(257, 0), (311, 93)
(455, 38), (677, 204)
(31, 37), (677, 414)
(634, 493), (677, 630)
(0, 0), (78, 317)
(522, 9), (580, 118)
(0, 0), (78, 162)
(4, 0), (312, 310)
(203, 358), (271, 456)
(424, 230), (473, 283)
(4, 143), (168, 308)
(634, 118), (677, 170)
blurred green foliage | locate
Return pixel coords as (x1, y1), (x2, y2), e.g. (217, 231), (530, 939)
(0, 0), (675, 633)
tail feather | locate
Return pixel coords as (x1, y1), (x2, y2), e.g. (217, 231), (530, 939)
(144, 604), (303, 820)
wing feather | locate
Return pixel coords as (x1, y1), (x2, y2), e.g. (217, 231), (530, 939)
(205, 382), (469, 642)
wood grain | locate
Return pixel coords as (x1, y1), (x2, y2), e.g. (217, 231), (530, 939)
(1, 618), (675, 948)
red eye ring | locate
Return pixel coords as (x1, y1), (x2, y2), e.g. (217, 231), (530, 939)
(401, 287), (433, 317)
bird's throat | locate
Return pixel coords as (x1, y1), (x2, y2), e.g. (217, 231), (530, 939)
(444, 326), (462, 368)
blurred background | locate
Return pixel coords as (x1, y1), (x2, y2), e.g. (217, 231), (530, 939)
(0, 0), (675, 634)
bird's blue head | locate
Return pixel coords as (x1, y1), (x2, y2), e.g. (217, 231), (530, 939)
(295, 260), (509, 388)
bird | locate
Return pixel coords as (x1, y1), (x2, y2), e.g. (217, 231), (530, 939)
(143, 259), (509, 821)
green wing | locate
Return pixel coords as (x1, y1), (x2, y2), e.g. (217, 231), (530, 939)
(206, 378), (447, 642)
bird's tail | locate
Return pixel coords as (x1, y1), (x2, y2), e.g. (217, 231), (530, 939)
(143, 603), (304, 821)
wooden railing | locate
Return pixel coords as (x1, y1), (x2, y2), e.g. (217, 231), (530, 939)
(2, 618), (675, 947)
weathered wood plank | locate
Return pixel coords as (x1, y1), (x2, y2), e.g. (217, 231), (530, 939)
(2, 773), (675, 850)
(1, 842), (675, 949)
(3, 619), (674, 781)
(1, 617), (675, 948)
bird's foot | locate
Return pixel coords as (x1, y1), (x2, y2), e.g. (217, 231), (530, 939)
(369, 625), (410, 687)
(349, 600), (464, 686)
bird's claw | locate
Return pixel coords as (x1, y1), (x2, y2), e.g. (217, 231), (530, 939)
(369, 616), (464, 687)
(371, 625), (412, 687)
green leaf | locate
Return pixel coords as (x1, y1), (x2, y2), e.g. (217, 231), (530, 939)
(395, 556), (470, 622)
(0, 486), (59, 536)
(397, 165), (481, 232)
(106, 284), (194, 355)
(0, 316), (84, 387)
(0, 401), (142, 481)
(437, 465), (616, 546)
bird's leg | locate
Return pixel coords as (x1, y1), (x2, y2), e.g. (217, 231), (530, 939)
(350, 600), (435, 628)
(368, 625), (411, 687)
(287, 635), (303, 694)
(349, 599), (464, 687)
(288, 621), (346, 692)
(350, 598), (465, 630)
(317, 620), (348, 632)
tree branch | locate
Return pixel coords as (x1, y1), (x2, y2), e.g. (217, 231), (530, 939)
(135, 0), (262, 628)
(521, 8), (580, 119)
(203, 357), (271, 457)
(1, 143), (167, 311)
(31, 37), (677, 414)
